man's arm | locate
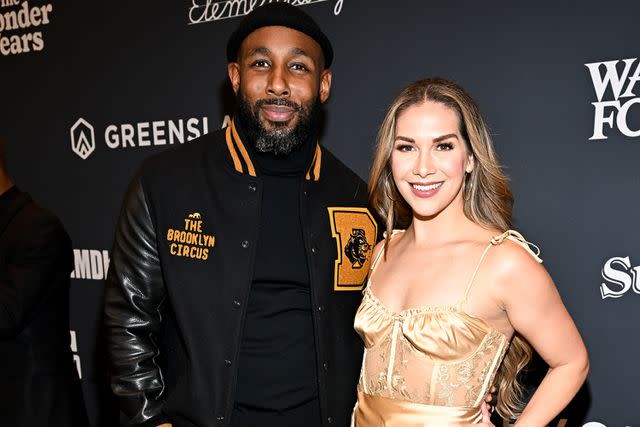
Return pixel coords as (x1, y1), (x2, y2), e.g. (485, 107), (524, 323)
(104, 174), (171, 426)
(0, 214), (71, 338)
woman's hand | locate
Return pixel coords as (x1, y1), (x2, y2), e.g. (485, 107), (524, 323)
(474, 402), (495, 426)
(483, 385), (497, 413)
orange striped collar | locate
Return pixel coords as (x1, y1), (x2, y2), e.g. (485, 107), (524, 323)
(305, 143), (322, 181)
(224, 120), (322, 181)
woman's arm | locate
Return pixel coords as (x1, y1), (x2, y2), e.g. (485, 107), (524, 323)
(496, 243), (589, 427)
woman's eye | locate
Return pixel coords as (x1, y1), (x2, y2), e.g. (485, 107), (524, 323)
(436, 142), (454, 151)
(395, 144), (414, 152)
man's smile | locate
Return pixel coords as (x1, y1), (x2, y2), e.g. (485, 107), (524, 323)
(260, 104), (296, 122)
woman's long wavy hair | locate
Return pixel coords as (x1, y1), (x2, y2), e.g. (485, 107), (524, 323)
(368, 77), (531, 419)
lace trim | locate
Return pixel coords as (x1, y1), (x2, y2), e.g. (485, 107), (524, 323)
(433, 329), (508, 407)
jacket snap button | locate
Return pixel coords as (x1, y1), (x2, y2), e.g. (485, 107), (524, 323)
(248, 183), (257, 192)
(327, 416), (334, 423)
(241, 240), (250, 249)
(311, 246), (317, 254)
(225, 359), (232, 366)
(216, 415), (224, 422)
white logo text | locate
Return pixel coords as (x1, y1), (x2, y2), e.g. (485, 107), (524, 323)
(71, 249), (110, 280)
(0, 0), (53, 56)
(70, 330), (82, 379)
(586, 57), (640, 141)
(188, 0), (344, 24)
(600, 256), (640, 299)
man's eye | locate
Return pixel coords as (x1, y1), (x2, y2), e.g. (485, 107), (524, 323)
(291, 63), (308, 71)
(251, 60), (270, 68)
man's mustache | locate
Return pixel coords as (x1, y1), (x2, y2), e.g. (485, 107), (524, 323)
(255, 98), (302, 111)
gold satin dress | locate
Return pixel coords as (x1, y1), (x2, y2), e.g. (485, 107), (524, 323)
(352, 230), (542, 426)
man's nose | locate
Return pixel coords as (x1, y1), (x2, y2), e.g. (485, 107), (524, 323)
(267, 65), (290, 97)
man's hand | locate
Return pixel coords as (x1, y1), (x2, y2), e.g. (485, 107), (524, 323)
(157, 424), (172, 427)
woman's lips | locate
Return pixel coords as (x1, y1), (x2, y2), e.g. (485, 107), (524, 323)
(409, 181), (443, 198)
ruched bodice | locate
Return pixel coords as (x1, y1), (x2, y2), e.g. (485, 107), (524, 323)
(356, 288), (503, 362)
(351, 230), (542, 426)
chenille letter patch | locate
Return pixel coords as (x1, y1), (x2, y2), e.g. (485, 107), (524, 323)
(327, 207), (378, 291)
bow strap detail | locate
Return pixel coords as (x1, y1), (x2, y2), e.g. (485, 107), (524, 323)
(491, 230), (542, 263)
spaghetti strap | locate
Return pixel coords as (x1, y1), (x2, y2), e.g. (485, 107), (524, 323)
(462, 243), (493, 301)
(369, 229), (404, 272)
(364, 230), (404, 294)
(369, 243), (386, 273)
(462, 229), (542, 301)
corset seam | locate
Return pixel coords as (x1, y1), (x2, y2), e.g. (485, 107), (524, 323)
(360, 347), (369, 395)
(386, 320), (401, 392)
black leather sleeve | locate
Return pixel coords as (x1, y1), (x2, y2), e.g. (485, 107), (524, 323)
(104, 174), (170, 426)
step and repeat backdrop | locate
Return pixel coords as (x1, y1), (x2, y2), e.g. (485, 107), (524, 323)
(2, 1), (639, 426)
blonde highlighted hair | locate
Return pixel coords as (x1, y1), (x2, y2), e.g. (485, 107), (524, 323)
(368, 77), (531, 419)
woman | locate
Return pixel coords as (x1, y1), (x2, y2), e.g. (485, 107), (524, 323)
(352, 78), (588, 426)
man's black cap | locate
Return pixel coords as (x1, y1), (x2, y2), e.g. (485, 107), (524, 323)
(226, 3), (333, 68)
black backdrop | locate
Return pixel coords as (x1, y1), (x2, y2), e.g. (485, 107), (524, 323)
(2, 1), (639, 426)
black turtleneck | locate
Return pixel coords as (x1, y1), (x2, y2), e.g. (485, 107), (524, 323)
(231, 119), (321, 427)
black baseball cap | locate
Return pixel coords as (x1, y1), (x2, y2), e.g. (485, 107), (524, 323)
(226, 3), (333, 68)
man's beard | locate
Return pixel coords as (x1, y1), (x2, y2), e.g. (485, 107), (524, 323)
(237, 93), (319, 156)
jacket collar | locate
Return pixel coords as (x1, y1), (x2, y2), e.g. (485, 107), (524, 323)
(224, 119), (322, 181)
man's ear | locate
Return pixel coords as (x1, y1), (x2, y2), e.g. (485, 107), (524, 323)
(228, 62), (240, 95)
(319, 69), (332, 103)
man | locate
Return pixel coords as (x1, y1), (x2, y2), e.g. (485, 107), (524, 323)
(0, 139), (88, 426)
(104, 4), (380, 427)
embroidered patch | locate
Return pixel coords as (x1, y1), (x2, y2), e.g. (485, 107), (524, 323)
(327, 207), (378, 291)
(166, 212), (215, 261)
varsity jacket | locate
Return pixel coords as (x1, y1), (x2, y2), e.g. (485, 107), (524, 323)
(104, 121), (380, 427)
